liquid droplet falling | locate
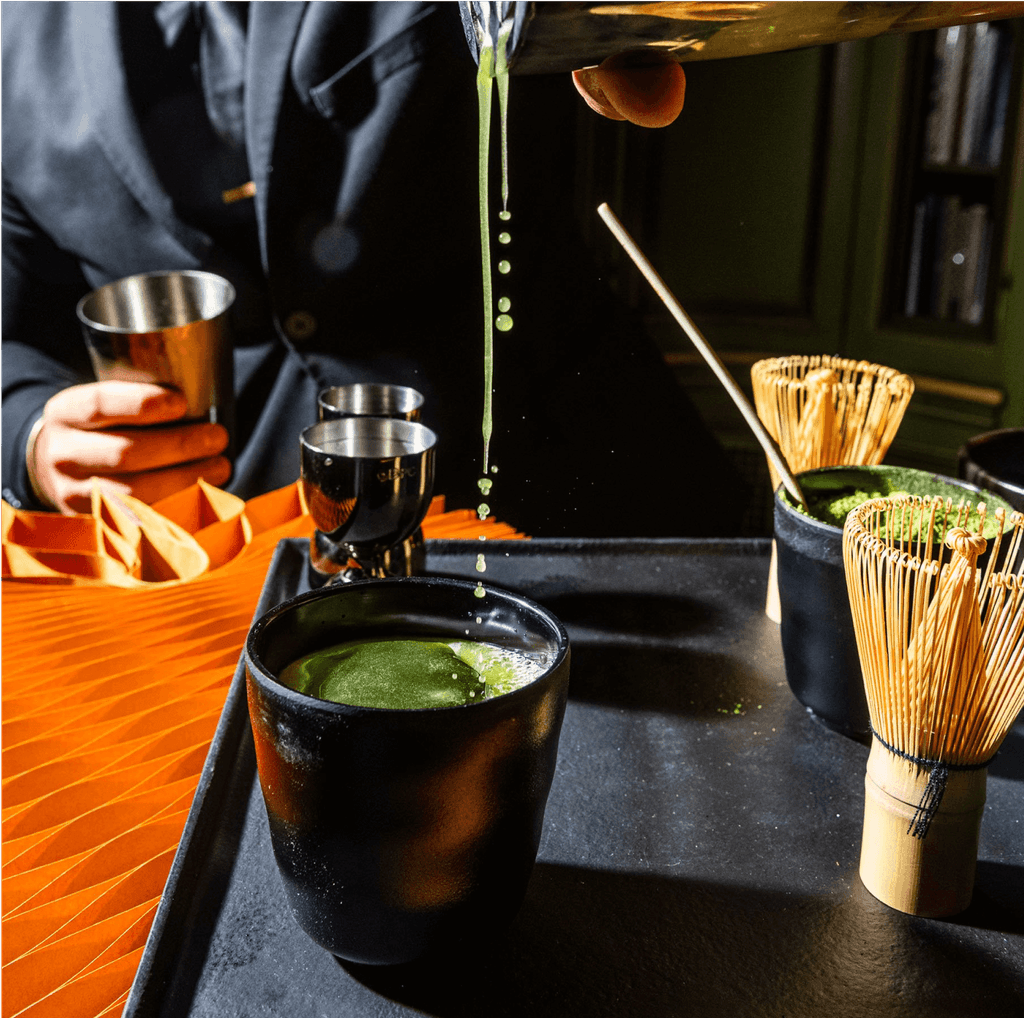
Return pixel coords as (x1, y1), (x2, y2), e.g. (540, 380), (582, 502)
(498, 260), (511, 275)
(498, 297), (511, 312)
(474, 583), (486, 599)
(476, 553), (487, 573)
(499, 210), (511, 221)
(477, 502), (490, 520)
(498, 232), (511, 245)
(478, 477), (493, 495)
(495, 314), (513, 332)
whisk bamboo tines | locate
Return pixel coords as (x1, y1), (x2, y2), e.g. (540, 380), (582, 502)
(751, 355), (915, 489)
(753, 355), (913, 624)
(843, 498), (1024, 917)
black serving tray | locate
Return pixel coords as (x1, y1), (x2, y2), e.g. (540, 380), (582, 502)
(124, 538), (1024, 1018)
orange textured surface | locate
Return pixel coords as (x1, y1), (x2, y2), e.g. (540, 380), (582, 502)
(2, 484), (524, 1017)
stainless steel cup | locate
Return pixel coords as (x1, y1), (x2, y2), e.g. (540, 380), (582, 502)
(312, 386), (430, 583)
(301, 417), (436, 581)
(318, 383), (424, 423)
(76, 270), (235, 433)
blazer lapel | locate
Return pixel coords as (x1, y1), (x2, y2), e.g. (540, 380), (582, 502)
(72, 1), (209, 263)
(244, 1), (309, 273)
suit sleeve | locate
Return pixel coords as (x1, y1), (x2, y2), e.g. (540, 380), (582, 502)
(2, 171), (94, 509)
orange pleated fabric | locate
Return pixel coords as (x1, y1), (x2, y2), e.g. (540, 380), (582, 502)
(2, 482), (524, 1017)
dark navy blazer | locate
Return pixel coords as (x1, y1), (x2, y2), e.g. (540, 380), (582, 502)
(2, 1), (744, 536)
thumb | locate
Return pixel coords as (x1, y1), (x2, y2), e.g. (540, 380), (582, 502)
(573, 52), (686, 128)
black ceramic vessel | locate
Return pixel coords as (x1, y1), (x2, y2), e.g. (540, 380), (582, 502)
(958, 427), (1024, 511)
(773, 465), (1013, 741)
(244, 577), (571, 966)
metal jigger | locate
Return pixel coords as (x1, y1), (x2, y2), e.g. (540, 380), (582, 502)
(318, 382), (424, 423)
(313, 384), (428, 582)
(301, 417), (436, 586)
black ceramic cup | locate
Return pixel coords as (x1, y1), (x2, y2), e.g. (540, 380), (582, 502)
(244, 577), (571, 966)
(958, 427), (1024, 511)
(774, 465), (1014, 741)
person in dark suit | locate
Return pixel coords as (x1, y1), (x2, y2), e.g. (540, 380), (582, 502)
(2, 1), (743, 536)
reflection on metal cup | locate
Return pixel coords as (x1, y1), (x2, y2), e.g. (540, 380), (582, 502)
(301, 417), (436, 582)
(313, 384), (429, 584)
(318, 383), (424, 422)
(76, 270), (235, 435)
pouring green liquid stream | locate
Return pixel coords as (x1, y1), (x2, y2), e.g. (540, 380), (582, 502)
(476, 16), (511, 477)
(475, 16), (512, 590)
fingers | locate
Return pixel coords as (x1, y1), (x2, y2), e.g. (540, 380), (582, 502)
(43, 419), (229, 476)
(573, 53), (686, 128)
(44, 381), (189, 429)
(571, 67), (626, 121)
(53, 457), (232, 516)
(30, 381), (231, 515)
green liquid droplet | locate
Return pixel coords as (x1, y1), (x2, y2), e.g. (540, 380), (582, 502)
(476, 553), (487, 573)
(499, 210), (511, 221)
(495, 314), (513, 332)
(490, 465), (499, 474)
(498, 297), (511, 313)
(478, 502), (490, 519)
(478, 477), (493, 495)
(498, 260), (511, 275)
(498, 231), (511, 245)
(474, 583), (486, 599)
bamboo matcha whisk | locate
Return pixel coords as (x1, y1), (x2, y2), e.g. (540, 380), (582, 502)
(844, 496), (1024, 917)
(752, 355), (914, 485)
(752, 355), (915, 621)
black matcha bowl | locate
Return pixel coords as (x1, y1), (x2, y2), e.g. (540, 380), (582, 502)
(244, 576), (571, 966)
(959, 427), (1024, 512)
(773, 465), (1014, 741)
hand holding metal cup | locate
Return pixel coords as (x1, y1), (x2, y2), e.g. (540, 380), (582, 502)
(301, 417), (436, 581)
(76, 270), (235, 435)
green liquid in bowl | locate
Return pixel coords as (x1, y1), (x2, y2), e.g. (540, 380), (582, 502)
(780, 465), (1014, 540)
(279, 637), (545, 710)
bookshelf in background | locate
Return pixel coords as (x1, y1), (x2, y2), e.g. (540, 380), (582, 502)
(892, 21), (1020, 332)
(573, 22), (1024, 532)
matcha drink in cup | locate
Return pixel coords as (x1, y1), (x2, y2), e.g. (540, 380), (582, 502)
(773, 464), (1015, 739)
(244, 577), (570, 965)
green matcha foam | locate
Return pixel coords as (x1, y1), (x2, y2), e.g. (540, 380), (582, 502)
(279, 637), (545, 710)
(780, 465), (1013, 540)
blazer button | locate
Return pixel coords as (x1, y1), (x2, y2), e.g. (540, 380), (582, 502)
(284, 310), (317, 341)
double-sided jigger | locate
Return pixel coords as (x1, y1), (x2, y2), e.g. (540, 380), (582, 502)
(301, 416), (436, 585)
(309, 384), (429, 584)
(318, 382), (424, 422)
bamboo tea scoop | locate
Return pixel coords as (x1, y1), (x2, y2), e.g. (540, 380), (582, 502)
(598, 203), (806, 509)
